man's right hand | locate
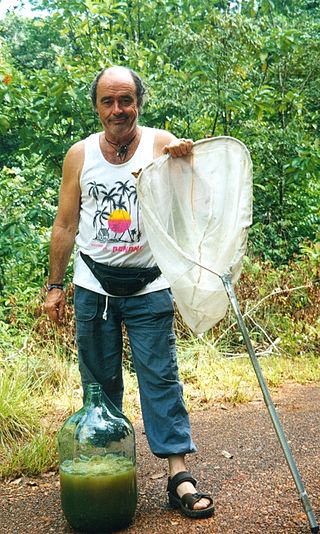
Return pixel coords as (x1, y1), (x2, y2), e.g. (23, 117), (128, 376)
(44, 289), (66, 324)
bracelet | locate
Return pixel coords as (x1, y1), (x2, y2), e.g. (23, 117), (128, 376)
(47, 283), (64, 291)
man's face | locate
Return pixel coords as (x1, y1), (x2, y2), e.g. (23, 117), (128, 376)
(95, 69), (139, 139)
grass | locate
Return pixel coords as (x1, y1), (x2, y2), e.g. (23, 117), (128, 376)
(0, 245), (319, 478)
(0, 432), (57, 478)
(178, 342), (320, 410)
(0, 366), (42, 448)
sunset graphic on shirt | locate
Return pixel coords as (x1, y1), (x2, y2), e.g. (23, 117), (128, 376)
(108, 209), (132, 233)
(88, 177), (141, 244)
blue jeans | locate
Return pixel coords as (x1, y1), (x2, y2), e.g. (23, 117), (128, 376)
(74, 286), (197, 458)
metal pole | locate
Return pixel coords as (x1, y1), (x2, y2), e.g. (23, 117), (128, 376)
(221, 272), (319, 533)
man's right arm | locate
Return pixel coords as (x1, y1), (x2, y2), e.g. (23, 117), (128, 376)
(44, 141), (84, 323)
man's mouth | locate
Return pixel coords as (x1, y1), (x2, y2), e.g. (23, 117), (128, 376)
(111, 115), (128, 123)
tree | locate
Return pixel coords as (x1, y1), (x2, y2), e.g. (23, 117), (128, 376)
(0, 0), (319, 293)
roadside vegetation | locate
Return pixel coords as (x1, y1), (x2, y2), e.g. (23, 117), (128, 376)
(0, 244), (319, 478)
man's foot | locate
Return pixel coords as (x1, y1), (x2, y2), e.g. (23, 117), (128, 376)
(167, 471), (214, 518)
(175, 479), (212, 510)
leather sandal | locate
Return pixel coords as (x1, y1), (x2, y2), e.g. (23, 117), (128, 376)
(167, 471), (214, 518)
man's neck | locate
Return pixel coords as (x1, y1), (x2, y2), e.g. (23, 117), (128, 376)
(105, 125), (140, 146)
(101, 126), (142, 164)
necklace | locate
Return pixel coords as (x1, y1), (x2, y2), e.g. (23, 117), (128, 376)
(105, 134), (137, 161)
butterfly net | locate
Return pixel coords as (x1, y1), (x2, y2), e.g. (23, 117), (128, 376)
(136, 136), (253, 334)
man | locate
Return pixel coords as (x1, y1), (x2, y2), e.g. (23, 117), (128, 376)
(45, 66), (214, 518)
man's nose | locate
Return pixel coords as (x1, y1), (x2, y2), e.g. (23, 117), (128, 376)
(112, 100), (123, 114)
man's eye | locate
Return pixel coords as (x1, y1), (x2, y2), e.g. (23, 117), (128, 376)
(122, 98), (132, 105)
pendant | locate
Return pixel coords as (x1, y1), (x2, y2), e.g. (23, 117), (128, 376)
(117, 145), (128, 160)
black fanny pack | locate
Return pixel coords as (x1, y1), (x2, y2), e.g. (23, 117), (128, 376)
(80, 252), (161, 296)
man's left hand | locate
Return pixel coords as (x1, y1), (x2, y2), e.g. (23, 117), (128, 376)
(163, 138), (194, 158)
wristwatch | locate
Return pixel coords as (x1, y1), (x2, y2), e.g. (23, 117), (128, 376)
(47, 283), (64, 291)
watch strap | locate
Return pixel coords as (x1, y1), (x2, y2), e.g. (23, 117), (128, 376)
(47, 283), (64, 291)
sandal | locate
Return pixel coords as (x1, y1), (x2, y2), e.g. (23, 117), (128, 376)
(167, 471), (214, 519)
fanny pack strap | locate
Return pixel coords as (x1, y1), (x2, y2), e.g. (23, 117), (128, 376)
(80, 252), (98, 273)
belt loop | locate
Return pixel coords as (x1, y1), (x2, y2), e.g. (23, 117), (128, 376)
(102, 296), (108, 321)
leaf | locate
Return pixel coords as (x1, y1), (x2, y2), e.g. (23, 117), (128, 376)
(0, 116), (10, 132)
(221, 450), (233, 459)
(10, 477), (23, 485)
(150, 472), (166, 479)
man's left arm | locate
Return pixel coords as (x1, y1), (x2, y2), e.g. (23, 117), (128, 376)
(154, 130), (193, 158)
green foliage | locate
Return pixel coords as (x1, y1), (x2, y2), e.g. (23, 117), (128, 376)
(0, 0), (318, 284)
(0, 161), (58, 291)
(203, 243), (320, 360)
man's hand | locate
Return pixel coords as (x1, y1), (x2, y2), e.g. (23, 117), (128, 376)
(163, 138), (194, 158)
(44, 289), (66, 324)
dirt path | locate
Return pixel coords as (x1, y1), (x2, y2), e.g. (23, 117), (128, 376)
(1, 383), (319, 534)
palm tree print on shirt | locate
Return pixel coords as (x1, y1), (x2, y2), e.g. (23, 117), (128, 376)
(88, 178), (141, 244)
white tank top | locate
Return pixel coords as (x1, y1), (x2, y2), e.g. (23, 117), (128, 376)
(73, 126), (169, 295)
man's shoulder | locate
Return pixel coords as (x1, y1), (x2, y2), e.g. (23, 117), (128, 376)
(152, 127), (176, 143)
(66, 132), (101, 156)
(63, 139), (86, 172)
(65, 139), (85, 160)
(152, 128), (177, 158)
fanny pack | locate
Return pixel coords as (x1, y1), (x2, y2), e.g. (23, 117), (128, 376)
(80, 252), (161, 296)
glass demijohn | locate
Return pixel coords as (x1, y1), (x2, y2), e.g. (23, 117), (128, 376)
(58, 383), (137, 532)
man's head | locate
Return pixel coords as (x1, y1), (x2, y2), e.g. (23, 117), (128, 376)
(90, 66), (146, 111)
(91, 66), (146, 140)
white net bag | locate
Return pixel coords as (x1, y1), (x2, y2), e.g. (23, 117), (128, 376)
(136, 136), (253, 334)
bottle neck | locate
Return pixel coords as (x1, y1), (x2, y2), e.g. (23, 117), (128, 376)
(85, 383), (103, 407)
(84, 383), (126, 419)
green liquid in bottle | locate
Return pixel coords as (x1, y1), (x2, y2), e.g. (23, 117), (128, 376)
(60, 454), (137, 533)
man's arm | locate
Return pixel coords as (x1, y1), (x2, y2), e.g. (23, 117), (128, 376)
(44, 141), (83, 323)
(154, 130), (193, 158)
